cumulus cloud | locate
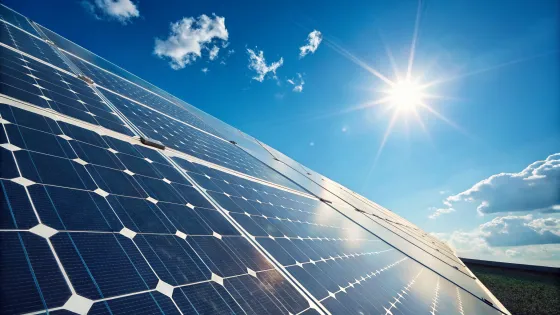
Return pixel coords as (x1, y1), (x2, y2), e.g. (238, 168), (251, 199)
(82, 0), (140, 24)
(430, 153), (560, 218)
(247, 48), (283, 82)
(479, 215), (560, 246)
(299, 30), (322, 58)
(432, 214), (560, 265)
(154, 14), (229, 69)
(287, 73), (304, 92)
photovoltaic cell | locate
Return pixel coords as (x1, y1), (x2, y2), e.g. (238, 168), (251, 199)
(0, 4), (38, 36)
(0, 102), (313, 314)
(0, 45), (134, 136)
(0, 4), (508, 315)
(175, 158), (503, 314)
(1, 21), (71, 72)
(0, 232), (71, 314)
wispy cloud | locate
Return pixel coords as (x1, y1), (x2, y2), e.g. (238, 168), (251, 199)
(82, 0), (140, 24)
(430, 153), (560, 219)
(247, 48), (283, 82)
(154, 14), (229, 69)
(299, 30), (322, 58)
(201, 68), (209, 74)
(208, 46), (220, 61)
(287, 73), (304, 92)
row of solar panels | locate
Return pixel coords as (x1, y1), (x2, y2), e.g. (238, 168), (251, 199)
(0, 4), (508, 315)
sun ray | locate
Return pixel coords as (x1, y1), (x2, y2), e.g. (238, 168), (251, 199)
(421, 49), (559, 89)
(374, 110), (400, 165)
(417, 101), (470, 137)
(378, 32), (401, 81)
(422, 93), (466, 102)
(361, 110), (400, 189)
(339, 96), (392, 114)
(324, 37), (396, 86)
(411, 107), (429, 136)
(406, 0), (423, 81)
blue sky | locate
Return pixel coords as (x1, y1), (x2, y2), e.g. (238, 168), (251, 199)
(6, 0), (559, 266)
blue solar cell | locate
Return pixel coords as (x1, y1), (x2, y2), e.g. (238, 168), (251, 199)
(72, 140), (124, 170)
(0, 148), (19, 179)
(134, 175), (185, 204)
(112, 153), (158, 178)
(258, 269), (311, 313)
(0, 232), (71, 314)
(0, 22), (70, 71)
(187, 236), (247, 277)
(171, 182), (215, 209)
(229, 213), (270, 236)
(103, 136), (141, 157)
(107, 195), (174, 234)
(87, 164), (146, 198)
(15, 150), (96, 189)
(0, 180), (38, 229)
(225, 275), (288, 314)
(133, 145), (169, 164)
(173, 282), (244, 315)
(51, 232), (159, 300)
(156, 202), (214, 235)
(0, 102), (61, 134)
(0, 46), (134, 136)
(89, 291), (181, 315)
(150, 161), (192, 185)
(57, 121), (106, 147)
(194, 207), (240, 236)
(0, 4), (38, 35)
(134, 234), (211, 286)
(222, 236), (274, 271)
(4, 123), (75, 159)
(29, 184), (122, 232)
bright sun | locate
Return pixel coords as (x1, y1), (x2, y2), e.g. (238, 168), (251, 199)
(387, 80), (425, 112)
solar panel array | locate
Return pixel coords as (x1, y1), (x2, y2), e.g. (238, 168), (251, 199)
(0, 4), (509, 315)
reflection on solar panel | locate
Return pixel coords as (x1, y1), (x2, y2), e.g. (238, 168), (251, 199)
(0, 4), (509, 315)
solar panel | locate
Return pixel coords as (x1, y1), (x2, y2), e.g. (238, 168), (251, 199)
(0, 4), (509, 315)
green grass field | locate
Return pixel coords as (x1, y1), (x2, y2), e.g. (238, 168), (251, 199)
(466, 264), (560, 315)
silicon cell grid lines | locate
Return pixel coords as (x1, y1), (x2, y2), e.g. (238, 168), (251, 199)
(0, 4), (509, 315)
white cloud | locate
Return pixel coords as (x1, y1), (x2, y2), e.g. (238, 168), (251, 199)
(154, 14), (229, 69)
(287, 73), (304, 92)
(432, 215), (560, 266)
(299, 30), (322, 58)
(83, 0), (140, 24)
(428, 201), (455, 219)
(201, 68), (209, 74)
(430, 153), (560, 218)
(479, 214), (560, 246)
(342, 127), (347, 132)
(209, 46), (220, 61)
(247, 48), (283, 82)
